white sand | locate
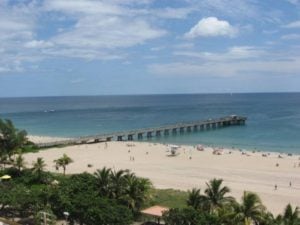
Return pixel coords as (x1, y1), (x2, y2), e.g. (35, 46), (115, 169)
(28, 135), (71, 144)
(24, 141), (300, 215)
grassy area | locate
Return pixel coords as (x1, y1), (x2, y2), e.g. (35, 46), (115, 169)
(147, 188), (188, 209)
(21, 144), (39, 153)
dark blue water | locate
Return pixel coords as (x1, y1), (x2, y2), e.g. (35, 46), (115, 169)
(0, 93), (299, 153)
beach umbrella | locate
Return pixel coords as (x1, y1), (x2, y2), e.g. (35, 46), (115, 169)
(0, 175), (11, 180)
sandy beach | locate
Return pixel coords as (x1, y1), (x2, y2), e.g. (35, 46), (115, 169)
(28, 135), (71, 144)
(24, 140), (300, 215)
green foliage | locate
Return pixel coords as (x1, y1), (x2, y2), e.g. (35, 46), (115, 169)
(0, 155), (299, 225)
(94, 167), (112, 197)
(233, 191), (266, 225)
(93, 167), (152, 216)
(35, 208), (56, 225)
(0, 118), (28, 160)
(21, 144), (39, 153)
(147, 188), (188, 209)
(50, 172), (134, 224)
(83, 199), (133, 225)
(187, 188), (206, 210)
(32, 157), (47, 182)
(163, 207), (219, 225)
(14, 153), (26, 173)
(53, 154), (73, 175)
(203, 178), (234, 213)
(282, 204), (300, 225)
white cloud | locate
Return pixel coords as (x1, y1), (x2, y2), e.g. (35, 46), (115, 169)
(42, 0), (166, 60)
(149, 46), (300, 77)
(24, 40), (53, 48)
(174, 46), (265, 61)
(284, 20), (300, 28)
(0, 1), (38, 73)
(44, 0), (124, 16)
(187, 0), (285, 23)
(43, 48), (125, 61)
(187, 0), (258, 21)
(52, 16), (165, 49)
(149, 57), (300, 78)
(281, 34), (300, 40)
(184, 17), (237, 38)
(152, 7), (194, 19)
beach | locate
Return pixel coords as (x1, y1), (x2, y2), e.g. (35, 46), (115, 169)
(24, 138), (300, 215)
(28, 135), (71, 144)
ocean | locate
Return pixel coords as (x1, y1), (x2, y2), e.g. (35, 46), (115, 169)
(0, 93), (299, 153)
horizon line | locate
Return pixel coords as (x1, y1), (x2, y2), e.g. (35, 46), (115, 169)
(1, 91), (300, 98)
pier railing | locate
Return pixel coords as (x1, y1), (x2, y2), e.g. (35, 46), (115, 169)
(36, 115), (247, 148)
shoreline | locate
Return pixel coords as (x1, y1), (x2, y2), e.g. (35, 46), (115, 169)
(28, 135), (71, 144)
(23, 139), (300, 214)
(28, 134), (299, 156)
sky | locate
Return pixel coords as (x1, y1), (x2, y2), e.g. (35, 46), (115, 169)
(0, 0), (300, 97)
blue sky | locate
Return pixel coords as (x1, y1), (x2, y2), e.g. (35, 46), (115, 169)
(0, 0), (300, 97)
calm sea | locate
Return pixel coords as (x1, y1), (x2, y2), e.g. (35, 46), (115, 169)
(0, 93), (299, 153)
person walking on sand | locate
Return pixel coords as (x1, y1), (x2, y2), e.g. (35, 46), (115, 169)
(290, 181), (292, 187)
(274, 184), (277, 190)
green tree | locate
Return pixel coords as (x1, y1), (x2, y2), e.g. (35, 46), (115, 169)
(49, 173), (98, 222)
(14, 153), (26, 173)
(187, 188), (205, 210)
(32, 157), (47, 182)
(0, 118), (28, 160)
(53, 154), (73, 175)
(233, 191), (266, 225)
(83, 199), (133, 225)
(110, 169), (128, 199)
(94, 167), (112, 197)
(203, 178), (234, 213)
(123, 173), (152, 213)
(282, 204), (300, 225)
(35, 209), (56, 225)
(163, 207), (219, 225)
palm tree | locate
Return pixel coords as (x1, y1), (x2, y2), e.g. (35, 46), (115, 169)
(124, 174), (152, 212)
(14, 153), (26, 173)
(33, 157), (47, 175)
(282, 204), (300, 225)
(187, 188), (205, 210)
(233, 191), (266, 225)
(260, 212), (283, 225)
(94, 167), (112, 197)
(110, 169), (128, 199)
(204, 178), (234, 213)
(0, 118), (28, 159)
(53, 154), (73, 175)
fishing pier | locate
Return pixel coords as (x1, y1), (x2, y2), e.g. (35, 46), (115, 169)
(37, 115), (247, 148)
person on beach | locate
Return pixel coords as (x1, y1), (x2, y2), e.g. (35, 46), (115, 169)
(274, 184), (277, 190)
(290, 181), (292, 187)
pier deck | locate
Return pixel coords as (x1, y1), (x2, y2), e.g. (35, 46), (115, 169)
(36, 115), (247, 148)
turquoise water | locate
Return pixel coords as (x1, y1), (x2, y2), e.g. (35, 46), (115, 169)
(0, 93), (299, 153)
